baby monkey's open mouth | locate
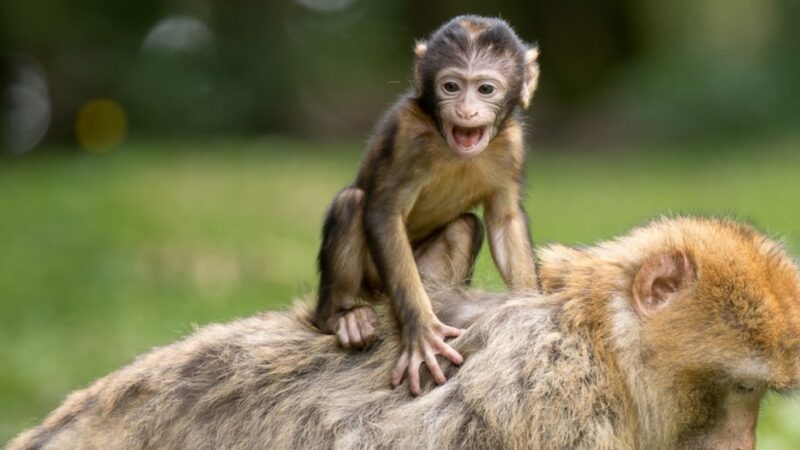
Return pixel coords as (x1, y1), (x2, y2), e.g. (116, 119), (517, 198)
(448, 125), (489, 156)
(452, 126), (483, 148)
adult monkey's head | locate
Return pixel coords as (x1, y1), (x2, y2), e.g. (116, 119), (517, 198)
(413, 15), (539, 158)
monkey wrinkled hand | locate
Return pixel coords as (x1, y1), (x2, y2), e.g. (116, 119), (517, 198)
(390, 319), (464, 396)
(333, 305), (380, 349)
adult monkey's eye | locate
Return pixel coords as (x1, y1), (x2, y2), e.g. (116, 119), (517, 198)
(478, 83), (495, 95)
(443, 81), (460, 93)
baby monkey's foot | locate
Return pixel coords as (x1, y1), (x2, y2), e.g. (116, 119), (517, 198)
(334, 306), (380, 349)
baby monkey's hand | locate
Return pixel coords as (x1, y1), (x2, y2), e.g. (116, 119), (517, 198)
(390, 319), (464, 396)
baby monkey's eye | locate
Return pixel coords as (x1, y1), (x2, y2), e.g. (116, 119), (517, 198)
(478, 83), (495, 95)
(443, 82), (460, 93)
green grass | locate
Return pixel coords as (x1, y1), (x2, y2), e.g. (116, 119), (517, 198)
(2, 136), (800, 446)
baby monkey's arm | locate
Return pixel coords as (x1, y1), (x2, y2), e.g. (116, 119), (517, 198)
(362, 188), (465, 396)
(485, 186), (539, 292)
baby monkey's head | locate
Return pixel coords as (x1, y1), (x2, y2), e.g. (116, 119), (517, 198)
(414, 16), (539, 158)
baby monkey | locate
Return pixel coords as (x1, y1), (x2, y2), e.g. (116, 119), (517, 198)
(314, 15), (540, 395)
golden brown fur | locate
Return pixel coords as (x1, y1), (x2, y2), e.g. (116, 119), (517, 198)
(313, 16), (540, 393)
(9, 217), (800, 449)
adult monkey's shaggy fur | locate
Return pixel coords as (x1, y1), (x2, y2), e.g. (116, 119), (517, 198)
(9, 217), (800, 449)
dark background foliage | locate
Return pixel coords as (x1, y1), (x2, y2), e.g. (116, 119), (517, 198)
(4, 0), (798, 150)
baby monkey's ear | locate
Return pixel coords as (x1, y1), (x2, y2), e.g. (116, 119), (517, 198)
(414, 41), (428, 58)
(412, 41), (428, 94)
(520, 46), (540, 110)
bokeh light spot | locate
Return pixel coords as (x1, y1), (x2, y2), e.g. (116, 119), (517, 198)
(75, 99), (128, 153)
(4, 57), (51, 154)
(142, 15), (214, 56)
(295, 0), (356, 13)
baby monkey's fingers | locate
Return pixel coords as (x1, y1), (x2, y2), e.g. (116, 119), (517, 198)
(430, 335), (464, 366)
(406, 351), (424, 396)
(430, 322), (465, 365)
(390, 348), (425, 396)
(336, 316), (351, 348)
(437, 323), (465, 339)
(423, 345), (447, 385)
(345, 313), (363, 346)
(355, 307), (378, 338)
(391, 352), (410, 388)
(334, 306), (378, 349)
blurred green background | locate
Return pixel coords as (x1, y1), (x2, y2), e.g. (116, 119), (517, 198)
(2, 0), (800, 447)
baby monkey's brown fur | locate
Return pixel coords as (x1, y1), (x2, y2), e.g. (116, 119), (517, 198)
(313, 15), (540, 394)
(314, 16), (539, 393)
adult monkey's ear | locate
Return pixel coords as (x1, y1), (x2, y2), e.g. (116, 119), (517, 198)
(520, 46), (540, 110)
(631, 250), (697, 318)
(412, 41), (428, 95)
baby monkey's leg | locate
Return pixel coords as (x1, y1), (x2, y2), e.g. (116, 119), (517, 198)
(315, 194), (483, 354)
(314, 188), (378, 349)
(415, 213), (484, 290)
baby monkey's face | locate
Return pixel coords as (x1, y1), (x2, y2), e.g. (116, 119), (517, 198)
(435, 67), (509, 158)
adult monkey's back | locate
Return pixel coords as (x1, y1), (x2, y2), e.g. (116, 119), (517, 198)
(9, 217), (800, 450)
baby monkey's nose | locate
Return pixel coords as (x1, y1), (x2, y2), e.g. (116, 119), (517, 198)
(456, 109), (478, 120)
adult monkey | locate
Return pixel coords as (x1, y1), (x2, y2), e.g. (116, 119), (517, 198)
(313, 15), (540, 394)
(10, 217), (800, 450)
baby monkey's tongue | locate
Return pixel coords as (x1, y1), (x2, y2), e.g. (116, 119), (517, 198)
(453, 126), (482, 149)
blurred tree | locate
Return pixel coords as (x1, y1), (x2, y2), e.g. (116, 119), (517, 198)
(1, 0), (798, 150)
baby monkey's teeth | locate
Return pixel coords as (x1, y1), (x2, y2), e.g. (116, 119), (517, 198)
(452, 126), (484, 149)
